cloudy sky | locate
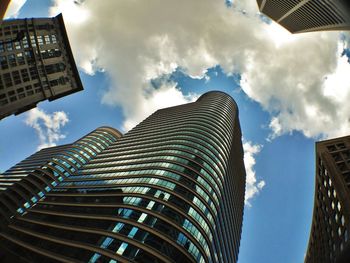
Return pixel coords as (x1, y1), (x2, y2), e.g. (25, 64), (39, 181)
(1, 0), (350, 262)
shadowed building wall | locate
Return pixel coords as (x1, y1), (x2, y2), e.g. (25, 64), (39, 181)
(257, 0), (350, 33)
(306, 136), (350, 263)
(0, 91), (246, 263)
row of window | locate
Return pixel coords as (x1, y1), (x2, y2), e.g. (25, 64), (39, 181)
(47, 185), (212, 262)
(79, 161), (218, 213)
(100, 138), (224, 177)
(120, 198), (209, 261)
(0, 34), (58, 53)
(0, 22), (55, 37)
(85, 154), (221, 200)
(14, 131), (116, 215)
(57, 176), (215, 239)
(96, 144), (224, 187)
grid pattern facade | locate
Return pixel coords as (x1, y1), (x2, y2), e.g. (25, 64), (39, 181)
(0, 14), (83, 120)
(306, 137), (350, 263)
(257, 0), (350, 33)
(0, 91), (246, 263)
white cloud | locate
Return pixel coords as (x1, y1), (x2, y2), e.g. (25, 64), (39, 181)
(4, 0), (27, 18)
(243, 141), (265, 206)
(48, 0), (350, 139)
(25, 108), (69, 150)
(122, 82), (198, 131)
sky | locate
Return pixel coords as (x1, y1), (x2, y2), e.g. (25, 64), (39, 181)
(1, 0), (350, 262)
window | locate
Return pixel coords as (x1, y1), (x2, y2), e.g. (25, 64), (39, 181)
(29, 67), (39, 79)
(0, 43), (4, 52)
(45, 63), (66, 74)
(337, 143), (346, 149)
(327, 145), (337, 152)
(16, 52), (25, 65)
(0, 56), (8, 69)
(26, 85), (34, 96)
(21, 69), (30, 82)
(59, 76), (68, 85)
(14, 41), (21, 50)
(37, 35), (44, 45)
(44, 35), (50, 44)
(8, 54), (16, 67)
(6, 41), (13, 51)
(25, 51), (34, 63)
(12, 71), (21, 85)
(49, 79), (59, 87)
(41, 49), (62, 59)
(22, 36), (29, 48)
(36, 24), (53, 30)
(51, 34), (57, 43)
(30, 35), (36, 47)
(3, 73), (12, 87)
(4, 26), (11, 36)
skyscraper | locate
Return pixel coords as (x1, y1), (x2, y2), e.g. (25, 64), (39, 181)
(0, 14), (83, 120)
(257, 0), (350, 33)
(0, 91), (246, 263)
(306, 136), (350, 263)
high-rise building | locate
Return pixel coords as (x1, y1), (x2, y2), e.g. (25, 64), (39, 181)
(257, 0), (350, 33)
(0, 14), (83, 120)
(0, 91), (246, 263)
(306, 136), (350, 263)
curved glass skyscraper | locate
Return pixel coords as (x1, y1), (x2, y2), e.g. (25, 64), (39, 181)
(0, 91), (246, 263)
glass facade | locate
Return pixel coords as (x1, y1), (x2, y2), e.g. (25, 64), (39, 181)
(0, 91), (246, 263)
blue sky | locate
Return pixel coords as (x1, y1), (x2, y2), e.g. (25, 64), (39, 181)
(1, 1), (350, 262)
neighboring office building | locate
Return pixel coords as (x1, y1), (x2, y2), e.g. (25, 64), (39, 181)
(0, 91), (246, 263)
(0, 0), (11, 22)
(306, 136), (350, 263)
(257, 0), (350, 33)
(0, 14), (83, 120)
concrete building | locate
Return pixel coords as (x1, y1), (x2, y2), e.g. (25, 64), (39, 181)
(306, 136), (350, 263)
(0, 91), (246, 263)
(0, 14), (83, 120)
(257, 0), (350, 33)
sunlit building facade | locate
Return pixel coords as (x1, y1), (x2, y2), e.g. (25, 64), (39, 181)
(0, 14), (83, 120)
(0, 91), (246, 263)
(257, 0), (350, 33)
(306, 136), (350, 263)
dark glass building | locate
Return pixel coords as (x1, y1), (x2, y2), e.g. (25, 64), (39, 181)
(306, 136), (350, 263)
(0, 14), (83, 120)
(0, 91), (246, 263)
(257, 0), (350, 33)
